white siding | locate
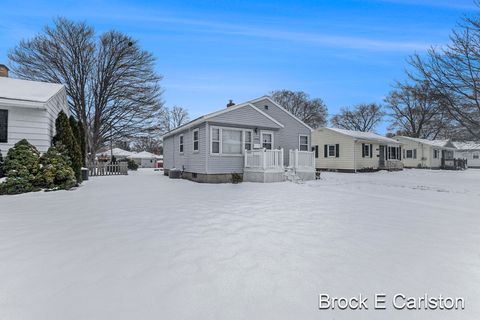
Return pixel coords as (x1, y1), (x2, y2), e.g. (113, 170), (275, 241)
(396, 138), (434, 168)
(312, 128), (355, 170)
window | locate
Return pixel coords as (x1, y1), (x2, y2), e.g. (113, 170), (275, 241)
(362, 143), (371, 157)
(244, 131), (252, 151)
(179, 135), (184, 153)
(193, 129), (199, 152)
(387, 146), (400, 160)
(406, 150), (413, 159)
(210, 127), (252, 155)
(328, 145), (336, 157)
(222, 129), (242, 154)
(261, 131), (273, 150)
(0, 110), (7, 143)
(299, 135), (309, 151)
(474, 153), (479, 160)
(211, 128), (220, 154)
(433, 149), (439, 159)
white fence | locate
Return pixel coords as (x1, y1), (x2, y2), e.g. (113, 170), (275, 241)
(244, 148), (284, 170)
(289, 149), (315, 170)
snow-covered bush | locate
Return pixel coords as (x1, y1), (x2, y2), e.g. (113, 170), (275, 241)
(0, 139), (41, 195)
(0, 149), (4, 178)
(38, 146), (77, 191)
(119, 158), (138, 171)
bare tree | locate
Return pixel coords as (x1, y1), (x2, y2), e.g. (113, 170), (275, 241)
(384, 81), (454, 139)
(409, 12), (480, 139)
(160, 106), (190, 132)
(270, 89), (328, 128)
(132, 136), (163, 154)
(331, 103), (384, 132)
(8, 18), (164, 158)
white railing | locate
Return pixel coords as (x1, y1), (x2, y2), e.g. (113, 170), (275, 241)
(244, 148), (284, 170)
(289, 149), (315, 170)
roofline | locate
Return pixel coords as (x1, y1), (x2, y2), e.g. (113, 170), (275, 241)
(0, 98), (47, 109)
(394, 135), (455, 148)
(0, 81), (65, 104)
(323, 127), (401, 145)
(248, 96), (314, 132)
(162, 100), (284, 138)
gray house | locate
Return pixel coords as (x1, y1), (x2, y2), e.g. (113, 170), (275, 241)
(162, 96), (315, 183)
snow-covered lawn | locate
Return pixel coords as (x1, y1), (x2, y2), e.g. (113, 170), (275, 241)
(0, 169), (479, 319)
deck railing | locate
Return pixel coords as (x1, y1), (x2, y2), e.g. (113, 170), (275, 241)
(244, 148), (284, 170)
(88, 161), (128, 176)
(289, 149), (315, 170)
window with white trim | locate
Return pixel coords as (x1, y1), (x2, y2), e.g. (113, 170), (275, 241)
(179, 135), (184, 153)
(299, 135), (308, 151)
(193, 129), (199, 152)
(210, 127), (252, 155)
(244, 131), (252, 151)
(433, 149), (439, 159)
(406, 150), (413, 159)
(211, 128), (220, 154)
(328, 144), (336, 157)
(473, 153), (479, 159)
(363, 143), (371, 157)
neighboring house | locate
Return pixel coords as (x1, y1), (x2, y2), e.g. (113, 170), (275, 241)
(0, 68), (69, 154)
(312, 127), (403, 172)
(162, 96), (315, 183)
(128, 151), (162, 168)
(453, 141), (480, 168)
(96, 148), (135, 161)
(394, 136), (456, 169)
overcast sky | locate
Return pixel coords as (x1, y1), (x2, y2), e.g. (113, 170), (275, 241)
(0, 0), (477, 133)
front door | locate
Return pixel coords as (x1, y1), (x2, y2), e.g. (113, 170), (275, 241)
(261, 131), (274, 150)
(379, 145), (385, 167)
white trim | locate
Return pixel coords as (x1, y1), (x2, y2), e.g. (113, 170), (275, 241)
(327, 144), (336, 158)
(248, 96), (314, 132)
(299, 134), (309, 151)
(162, 100), (284, 138)
(192, 128), (199, 153)
(179, 134), (184, 155)
(210, 125), (253, 156)
(260, 130), (274, 150)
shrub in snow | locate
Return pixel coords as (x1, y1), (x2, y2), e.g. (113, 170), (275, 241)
(0, 149), (4, 178)
(231, 172), (243, 184)
(38, 146), (77, 191)
(0, 139), (41, 195)
(69, 115), (86, 166)
(53, 111), (83, 183)
(119, 158), (138, 170)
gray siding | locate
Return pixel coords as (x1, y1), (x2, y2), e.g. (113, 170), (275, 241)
(208, 104), (282, 129)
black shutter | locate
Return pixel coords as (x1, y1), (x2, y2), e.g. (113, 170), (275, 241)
(370, 144), (373, 158)
(335, 144), (340, 157)
(0, 110), (7, 143)
(414, 149), (417, 159)
(324, 145), (328, 158)
(398, 146), (402, 160)
(362, 143), (365, 158)
(315, 145), (319, 158)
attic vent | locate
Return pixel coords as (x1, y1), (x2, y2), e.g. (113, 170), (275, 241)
(264, 105), (269, 110)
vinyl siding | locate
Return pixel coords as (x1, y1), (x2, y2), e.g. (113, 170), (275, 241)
(0, 88), (68, 154)
(208, 104), (282, 129)
(312, 128), (355, 170)
(455, 149), (480, 168)
(396, 137), (436, 168)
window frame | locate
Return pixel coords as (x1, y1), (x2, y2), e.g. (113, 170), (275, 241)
(406, 149), (413, 159)
(179, 134), (184, 154)
(299, 134), (309, 151)
(210, 126), (253, 156)
(0, 109), (8, 143)
(192, 129), (199, 153)
(362, 143), (371, 157)
(327, 144), (336, 158)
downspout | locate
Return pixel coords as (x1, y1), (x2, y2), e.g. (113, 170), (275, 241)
(205, 121), (209, 174)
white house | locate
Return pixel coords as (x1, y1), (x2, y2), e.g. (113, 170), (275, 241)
(394, 136), (456, 169)
(453, 141), (480, 168)
(128, 151), (162, 168)
(312, 127), (403, 172)
(0, 68), (69, 154)
(95, 148), (135, 161)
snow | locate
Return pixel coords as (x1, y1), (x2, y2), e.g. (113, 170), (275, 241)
(0, 169), (479, 319)
(128, 151), (162, 159)
(0, 77), (64, 103)
(327, 127), (400, 144)
(397, 136), (452, 148)
(96, 147), (135, 157)
(453, 141), (480, 151)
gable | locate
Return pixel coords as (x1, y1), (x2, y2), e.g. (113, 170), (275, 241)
(207, 104), (283, 129)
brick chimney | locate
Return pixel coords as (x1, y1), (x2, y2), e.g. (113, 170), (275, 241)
(226, 99), (235, 108)
(0, 64), (8, 77)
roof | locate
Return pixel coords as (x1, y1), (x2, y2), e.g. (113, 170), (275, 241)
(453, 141), (480, 150)
(324, 127), (400, 144)
(162, 96), (312, 138)
(96, 148), (135, 157)
(128, 151), (162, 159)
(0, 77), (64, 103)
(395, 136), (455, 148)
